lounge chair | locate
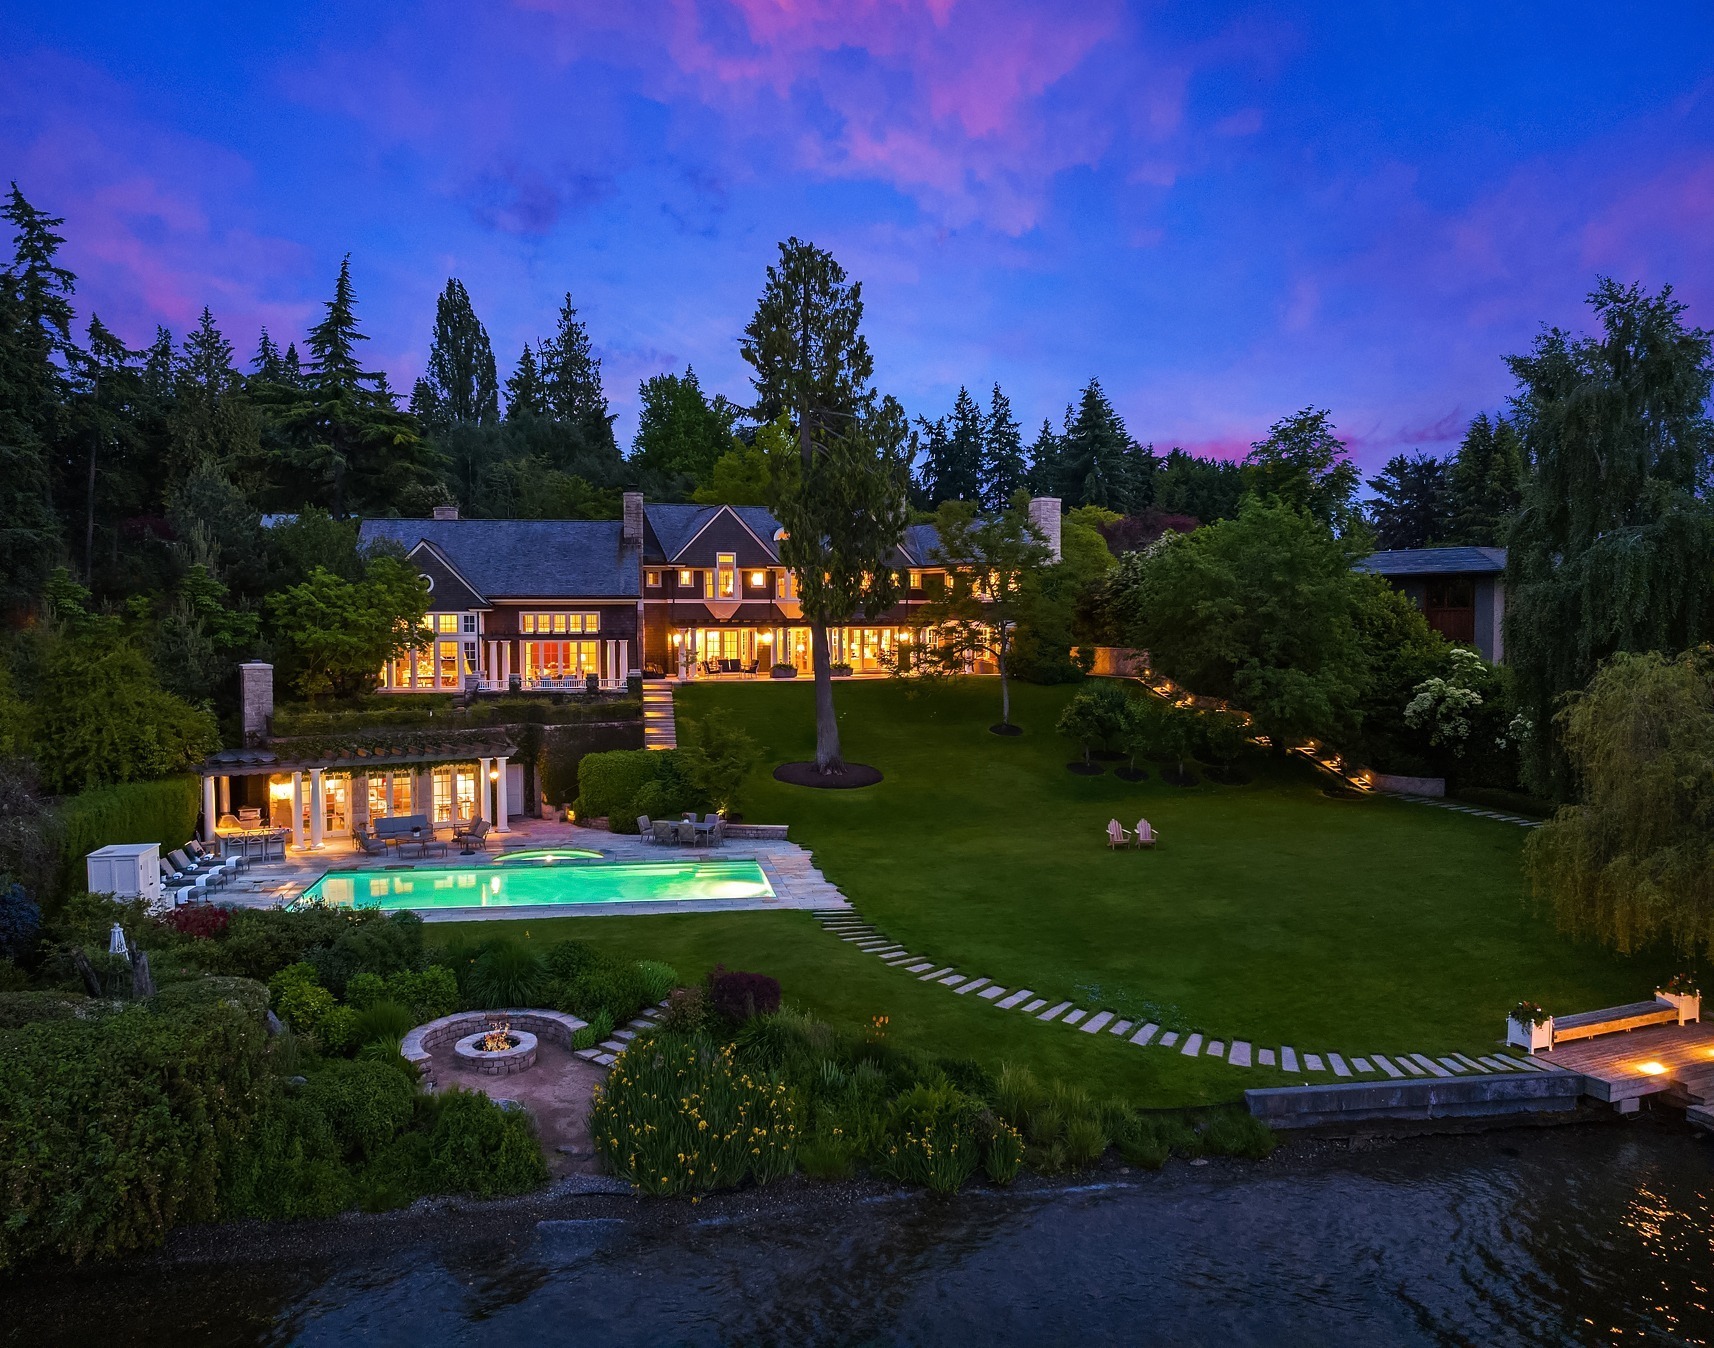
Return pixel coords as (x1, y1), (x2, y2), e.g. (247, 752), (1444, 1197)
(1106, 819), (1131, 849)
(189, 838), (248, 873)
(1133, 819), (1158, 849)
(159, 857), (209, 895)
(170, 848), (229, 886)
(453, 819), (492, 852)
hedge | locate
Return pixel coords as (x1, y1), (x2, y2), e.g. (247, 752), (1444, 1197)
(0, 999), (270, 1269)
(575, 749), (668, 830)
(541, 722), (647, 808)
(57, 776), (200, 899)
(273, 697), (641, 737)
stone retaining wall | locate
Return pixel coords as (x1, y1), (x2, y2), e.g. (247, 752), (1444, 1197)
(402, 1008), (588, 1084)
(1245, 1073), (1584, 1129)
(723, 823), (789, 840)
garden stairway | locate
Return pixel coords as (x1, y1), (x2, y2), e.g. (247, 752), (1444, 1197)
(643, 682), (677, 749)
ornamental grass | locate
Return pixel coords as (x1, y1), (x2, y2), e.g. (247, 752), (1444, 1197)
(591, 1031), (798, 1196)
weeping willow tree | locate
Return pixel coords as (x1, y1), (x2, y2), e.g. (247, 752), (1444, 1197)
(1505, 279), (1714, 796)
(1526, 648), (1714, 956)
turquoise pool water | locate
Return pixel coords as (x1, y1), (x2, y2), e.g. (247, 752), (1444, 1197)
(299, 858), (774, 911)
(492, 848), (605, 864)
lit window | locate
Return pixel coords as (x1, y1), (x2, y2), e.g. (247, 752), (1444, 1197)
(521, 614), (536, 634)
(909, 570), (923, 588)
(436, 614), (458, 633)
(749, 570), (765, 588)
(581, 612), (599, 633)
(678, 569), (694, 587)
(646, 570), (662, 587)
(552, 614), (568, 634)
(717, 553), (736, 599)
(778, 570), (798, 599)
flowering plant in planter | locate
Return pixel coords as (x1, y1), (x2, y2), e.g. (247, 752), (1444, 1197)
(1510, 1000), (1550, 1026)
(1663, 973), (1701, 996)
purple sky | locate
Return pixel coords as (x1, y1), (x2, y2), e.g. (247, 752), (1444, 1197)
(3, 1), (1712, 467)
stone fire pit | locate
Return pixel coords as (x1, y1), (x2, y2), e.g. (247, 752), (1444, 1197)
(453, 1027), (539, 1075)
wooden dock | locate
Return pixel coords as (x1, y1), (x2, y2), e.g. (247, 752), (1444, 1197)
(1536, 1019), (1714, 1108)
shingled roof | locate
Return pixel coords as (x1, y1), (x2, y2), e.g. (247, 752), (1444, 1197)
(1356, 546), (1507, 577)
(359, 518), (640, 599)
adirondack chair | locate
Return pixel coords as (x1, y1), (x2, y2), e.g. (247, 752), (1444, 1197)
(1134, 819), (1158, 849)
(1106, 819), (1131, 849)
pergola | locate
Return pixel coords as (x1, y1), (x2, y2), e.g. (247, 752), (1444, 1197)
(197, 730), (520, 852)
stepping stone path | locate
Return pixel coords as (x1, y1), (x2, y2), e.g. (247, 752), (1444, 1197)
(1379, 790), (1543, 828)
(807, 911), (1538, 1091)
(575, 999), (671, 1069)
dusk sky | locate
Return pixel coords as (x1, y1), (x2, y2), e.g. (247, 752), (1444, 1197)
(3, 1), (1711, 468)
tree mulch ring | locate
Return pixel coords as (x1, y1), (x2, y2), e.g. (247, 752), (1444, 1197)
(1091, 749), (1127, 762)
(989, 723), (1024, 737)
(1160, 766), (1201, 787)
(1066, 761), (1106, 776)
(1114, 766), (1149, 782)
(1202, 765), (1253, 786)
(773, 761), (884, 789)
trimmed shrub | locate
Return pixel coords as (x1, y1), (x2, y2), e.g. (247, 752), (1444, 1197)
(150, 976), (270, 1019)
(575, 749), (665, 827)
(707, 967), (781, 1024)
(656, 984), (710, 1034)
(591, 1033), (798, 1195)
(541, 722), (647, 808)
(0, 991), (111, 1029)
(318, 1004), (360, 1054)
(542, 938), (601, 982)
(556, 963), (646, 1024)
(0, 1000), (270, 1268)
(0, 883), (41, 963)
(55, 776), (200, 898)
(571, 1008), (613, 1050)
(344, 971), (387, 1010)
(218, 1091), (355, 1222)
(269, 963), (334, 1034)
(385, 966), (459, 1022)
(426, 1089), (548, 1198)
(161, 905), (228, 941)
(301, 1059), (415, 1161)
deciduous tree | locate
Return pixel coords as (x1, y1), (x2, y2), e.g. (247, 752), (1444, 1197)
(1243, 407), (1362, 536)
(1366, 451), (1453, 549)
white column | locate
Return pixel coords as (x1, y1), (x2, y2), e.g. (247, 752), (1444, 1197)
(201, 775), (217, 841)
(493, 756), (510, 832)
(291, 772), (305, 850)
(309, 768), (325, 850)
(218, 775), (231, 813)
(476, 758), (492, 823)
(501, 641), (511, 686)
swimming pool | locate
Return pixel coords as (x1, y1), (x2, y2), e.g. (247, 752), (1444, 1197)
(297, 858), (775, 912)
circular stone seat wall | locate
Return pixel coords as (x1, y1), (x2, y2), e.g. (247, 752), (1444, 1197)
(402, 1009), (589, 1082)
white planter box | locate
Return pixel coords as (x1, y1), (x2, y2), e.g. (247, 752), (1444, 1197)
(1506, 1015), (1553, 1053)
(1656, 989), (1701, 1024)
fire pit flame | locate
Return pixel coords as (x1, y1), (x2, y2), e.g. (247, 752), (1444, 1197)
(480, 1020), (513, 1052)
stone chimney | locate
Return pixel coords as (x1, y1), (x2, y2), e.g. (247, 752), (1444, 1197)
(239, 662), (274, 746)
(1028, 496), (1062, 563)
(622, 491), (645, 545)
(432, 504), (459, 521)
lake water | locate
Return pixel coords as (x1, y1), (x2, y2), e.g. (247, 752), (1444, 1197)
(6, 1123), (1713, 1346)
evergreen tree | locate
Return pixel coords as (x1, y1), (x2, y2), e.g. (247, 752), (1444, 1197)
(1059, 379), (1143, 511)
(1366, 451), (1453, 549)
(1449, 412), (1525, 545)
(631, 367), (736, 491)
(181, 309), (235, 399)
(504, 343), (546, 419)
(0, 283), (61, 608)
(282, 342), (303, 385)
(2, 183), (76, 384)
(414, 278), (498, 430)
(172, 308), (262, 494)
(1506, 279), (1714, 795)
(1153, 448), (1245, 524)
(982, 383), (1026, 510)
(260, 257), (439, 517)
(252, 328), (286, 382)
(912, 416), (948, 508)
(1026, 418), (1061, 495)
(1243, 406), (1362, 536)
(539, 293), (617, 455)
(934, 386), (984, 504)
(741, 237), (908, 773)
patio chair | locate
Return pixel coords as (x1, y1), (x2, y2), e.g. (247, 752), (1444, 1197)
(453, 818), (492, 852)
(353, 827), (387, 856)
(652, 820), (677, 845)
(637, 814), (653, 840)
(1133, 819), (1158, 849)
(1106, 819), (1131, 849)
(676, 820), (697, 845)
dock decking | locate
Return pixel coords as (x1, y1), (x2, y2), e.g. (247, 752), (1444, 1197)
(1535, 1019), (1714, 1104)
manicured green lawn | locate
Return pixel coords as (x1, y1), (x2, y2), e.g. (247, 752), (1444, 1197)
(433, 676), (1662, 1108)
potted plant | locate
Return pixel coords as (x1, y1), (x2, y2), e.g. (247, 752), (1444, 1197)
(830, 662), (854, 678)
(1506, 1000), (1553, 1053)
(1657, 974), (1701, 1024)
(770, 663), (798, 679)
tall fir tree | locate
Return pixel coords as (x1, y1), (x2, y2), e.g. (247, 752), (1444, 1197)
(942, 386), (985, 504)
(1366, 451), (1453, 549)
(251, 328), (286, 382)
(412, 278), (499, 430)
(1059, 378), (1142, 511)
(1449, 412), (1525, 545)
(539, 293), (617, 456)
(1026, 417), (1061, 494)
(2, 183), (76, 387)
(982, 383), (1026, 510)
(913, 415), (950, 507)
(504, 343), (546, 419)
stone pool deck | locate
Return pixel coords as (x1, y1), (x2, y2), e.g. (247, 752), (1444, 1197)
(193, 815), (853, 918)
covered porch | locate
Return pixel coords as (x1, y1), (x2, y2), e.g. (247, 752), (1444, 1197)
(669, 622), (929, 679)
(198, 731), (522, 856)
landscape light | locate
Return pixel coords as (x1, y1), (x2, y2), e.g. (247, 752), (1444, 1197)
(1637, 1061), (1667, 1076)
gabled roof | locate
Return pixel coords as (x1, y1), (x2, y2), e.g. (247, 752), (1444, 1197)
(359, 519), (639, 599)
(1357, 546), (1507, 577)
(643, 504), (781, 564)
(409, 539), (488, 610)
